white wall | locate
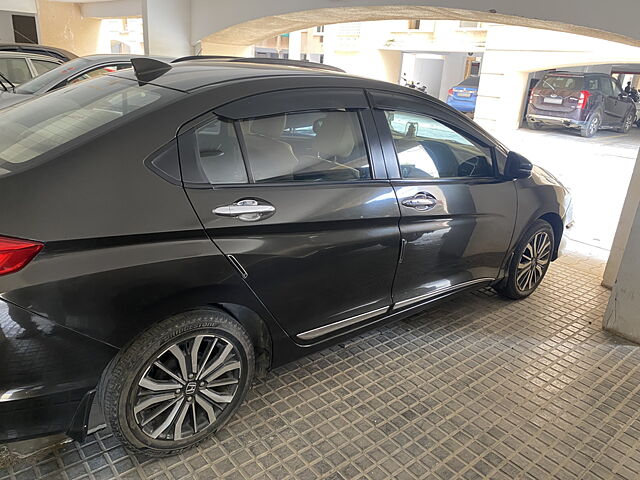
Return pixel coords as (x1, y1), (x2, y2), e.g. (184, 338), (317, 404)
(439, 52), (468, 101)
(0, 0), (37, 44)
(0, 12), (15, 43)
(413, 55), (444, 97)
(142, 0), (191, 56)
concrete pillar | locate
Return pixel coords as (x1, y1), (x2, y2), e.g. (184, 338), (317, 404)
(604, 158), (640, 342)
(288, 30), (302, 60)
(142, 0), (192, 57)
(603, 148), (640, 288)
(199, 41), (254, 57)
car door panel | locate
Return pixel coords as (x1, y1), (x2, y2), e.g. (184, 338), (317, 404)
(185, 183), (400, 339)
(179, 90), (401, 341)
(368, 90), (517, 307)
(391, 180), (516, 306)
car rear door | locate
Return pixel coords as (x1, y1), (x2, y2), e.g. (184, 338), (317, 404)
(369, 90), (517, 309)
(179, 87), (401, 342)
(601, 76), (621, 126)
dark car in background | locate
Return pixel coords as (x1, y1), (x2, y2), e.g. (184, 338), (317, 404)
(0, 43), (76, 62)
(0, 54), (161, 109)
(0, 51), (62, 88)
(526, 72), (636, 137)
(0, 58), (571, 456)
(446, 75), (479, 113)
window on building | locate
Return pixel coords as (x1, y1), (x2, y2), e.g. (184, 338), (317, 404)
(384, 111), (493, 179)
(408, 20), (421, 30)
(316, 26), (325, 33)
(459, 21), (480, 28)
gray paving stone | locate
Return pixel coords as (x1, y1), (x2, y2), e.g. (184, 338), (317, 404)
(1, 253), (639, 480)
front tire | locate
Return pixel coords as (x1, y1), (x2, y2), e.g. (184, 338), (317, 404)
(98, 309), (254, 457)
(495, 219), (554, 300)
(617, 110), (634, 133)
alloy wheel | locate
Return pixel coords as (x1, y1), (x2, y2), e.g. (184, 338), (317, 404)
(133, 334), (241, 441)
(516, 231), (551, 292)
(588, 115), (600, 136)
(623, 113), (634, 132)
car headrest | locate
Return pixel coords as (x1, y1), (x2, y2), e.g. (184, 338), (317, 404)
(312, 112), (355, 158)
(250, 115), (286, 138)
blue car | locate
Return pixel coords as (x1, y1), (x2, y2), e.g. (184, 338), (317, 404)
(446, 76), (479, 113)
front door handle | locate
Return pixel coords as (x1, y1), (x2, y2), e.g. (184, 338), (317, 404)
(213, 199), (275, 222)
(401, 192), (437, 211)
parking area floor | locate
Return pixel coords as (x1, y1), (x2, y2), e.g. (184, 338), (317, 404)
(494, 126), (640, 252)
(2, 249), (640, 480)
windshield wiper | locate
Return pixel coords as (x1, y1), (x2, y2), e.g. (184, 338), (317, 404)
(542, 80), (556, 91)
(0, 72), (15, 92)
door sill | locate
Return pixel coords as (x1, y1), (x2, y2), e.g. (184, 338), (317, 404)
(392, 278), (494, 310)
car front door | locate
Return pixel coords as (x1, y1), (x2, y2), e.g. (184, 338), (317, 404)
(611, 77), (633, 123)
(601, 76), (621, 126)
(369, 90), (517, 309)
(180, 88), (401, 342)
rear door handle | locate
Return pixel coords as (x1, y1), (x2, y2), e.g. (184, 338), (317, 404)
(213, 199), (275, 221)
(401, 192), (437, 211)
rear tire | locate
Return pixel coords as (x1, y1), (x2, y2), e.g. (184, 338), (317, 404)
(495, 219), (554, 300)
(580, 112), (601, 138)
(98, 309), (254, 457)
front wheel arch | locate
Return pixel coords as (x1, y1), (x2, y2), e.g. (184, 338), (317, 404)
(539, 212), (563, 260)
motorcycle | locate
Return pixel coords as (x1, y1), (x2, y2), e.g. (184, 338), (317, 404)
(401, 74), (427, 93)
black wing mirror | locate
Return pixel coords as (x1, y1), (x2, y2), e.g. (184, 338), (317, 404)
(505, 151), (533, 179)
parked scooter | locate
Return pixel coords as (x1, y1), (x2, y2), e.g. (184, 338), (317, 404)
(401, 73), (427, 93)
(626, 87), (640, 127)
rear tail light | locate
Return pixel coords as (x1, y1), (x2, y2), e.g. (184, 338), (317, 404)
(448, 88), (454, 96)
(577, 90), (591, 109)
(529, 91), (535, 103)
(0, 236), (43, 276)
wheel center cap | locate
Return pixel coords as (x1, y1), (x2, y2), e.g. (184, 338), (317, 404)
(185, 381), (197, 395)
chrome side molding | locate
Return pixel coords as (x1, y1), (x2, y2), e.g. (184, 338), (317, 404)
(393, 277), (494, 310)
(296, 306), (389, 341)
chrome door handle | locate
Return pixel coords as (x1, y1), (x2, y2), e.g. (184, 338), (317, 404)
(213, 199), (275, 221)
(402, 193), (437, 211)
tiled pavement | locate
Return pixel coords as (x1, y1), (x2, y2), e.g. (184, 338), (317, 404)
(2, 251), (640, 480)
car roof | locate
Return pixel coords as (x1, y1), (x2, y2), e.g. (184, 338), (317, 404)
(0, 51), (62, 61)
(114, 59), (395, 93)
(0, 43), (77, 60)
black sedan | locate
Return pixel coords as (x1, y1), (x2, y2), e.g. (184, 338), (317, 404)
(0, 58), (572, 456)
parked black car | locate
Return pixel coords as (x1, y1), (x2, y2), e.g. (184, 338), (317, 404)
(0, 43), (76, 62)
(0, 54), (168, 109)
(0, 58), (571, 456)
(526, 71), (636, 137)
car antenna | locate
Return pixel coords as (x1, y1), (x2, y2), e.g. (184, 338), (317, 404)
(130, 58), (172, 84)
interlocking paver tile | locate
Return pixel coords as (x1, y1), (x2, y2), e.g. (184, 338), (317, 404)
(2, 252), (640, 479)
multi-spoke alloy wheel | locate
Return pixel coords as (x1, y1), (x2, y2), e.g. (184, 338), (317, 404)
(515, 231), (551, 293)
(134, 334), (241, 442)
(495, 219), (554, 300)
(99, 309), (254, 457)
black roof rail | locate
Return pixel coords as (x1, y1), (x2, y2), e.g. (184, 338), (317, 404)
(171, 55), (239, 63)
(227, 57), (345, 73)
(171, 55), (344, 73)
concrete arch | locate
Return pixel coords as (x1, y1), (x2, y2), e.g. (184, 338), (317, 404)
(193, 1), (640, 47)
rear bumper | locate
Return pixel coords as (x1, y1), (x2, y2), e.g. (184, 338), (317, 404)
(0, 298), (116, 442)
(527, 114), (586, 128)
(446, 97), (476, 113)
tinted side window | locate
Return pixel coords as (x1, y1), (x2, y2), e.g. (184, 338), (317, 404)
(0, 57), (31, 84)
(601, 78), (614, 96)
(31, 59), (59, 76)
(384, 111), (492, 179)
(611, 78), (623, 96)
(194, 117), (247, 184)
(585, 77), (600, 91)
(239, 110), (371, 183)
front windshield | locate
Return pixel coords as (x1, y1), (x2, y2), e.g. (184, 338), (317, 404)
(14, 58), (92, 94)
(0, 76), (175, 177)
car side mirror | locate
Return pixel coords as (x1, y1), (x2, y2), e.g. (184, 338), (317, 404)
(504, 151), (533, 179)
